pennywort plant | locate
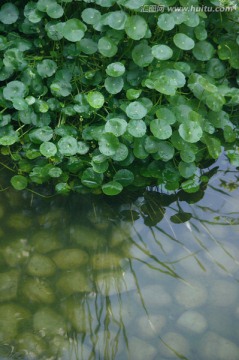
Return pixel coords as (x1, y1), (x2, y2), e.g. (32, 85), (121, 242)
(0, 0), (238, 195)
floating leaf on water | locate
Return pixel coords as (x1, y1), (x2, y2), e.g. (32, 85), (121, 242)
(81, 168), (103, 188)
(11, 175), (28, 190)
(113, 169), (134, 186)
(102, 181), (123, 195)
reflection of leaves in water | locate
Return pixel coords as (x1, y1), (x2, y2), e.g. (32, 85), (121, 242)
(119, 210), (140, 221)
(140, 191), (174, 226)
(220, 179), (239, 192)
(170, 212), (192, 224)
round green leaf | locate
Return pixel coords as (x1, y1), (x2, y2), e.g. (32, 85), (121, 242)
(99, 133), (119, 156)
(40, 142), (57, 158)
(126, 89), (142, 100)
(111, 143), (129, 161)
(113, 169), (134, 186)
(184, 11), (199, 27)
(178, 161), (197, 178)
(180, 146), (196, 163)
(206, 93), (225, 112)
(95, 0), (116, 7)
(87, 91), (104, 109)
(173, 33), (195, 50)
(127, 119), (146, 138)
(107, 11), (127, 30)
(106, 62), (125, 77)
(82, 8), (101, 25)
(92, 156), (109, 173)
(150, 119), (172, 140)
(152, 45), (173, 60)
(46, 22), (64, 40)
(194, 24), (207, 41)
(133, 137), (148, 159)
(55, 182), (71, 195)
(77, 141), (89, 155)
(153, 141), (175, 162)
(172, 11), (187, 25)
(24, 2), (43, 23)
(123, 0), (145, 9)
(132, 42), (154, 68)
(58, 136), (78, 156)
(49, 167), (62, 178)
(0, 3), (19, 25)
(50, 81), (72, 97)
(153, 77), (176, 96)
(46, 3), (64, 19)
(144, 136), (161, 154)
(0, 133), (18, 146)
(125, 15), (148, 40)
(105, 118), (127, 136)
(104, 76), (124, 94)
(12, 98), (28, 111)
(29, 126), (53, 144)
(156, 107), (176, 125)
(181, 178), (200, 193)
(11, 175), (28, 190)
(98, 37), (117, 57)
(179, 121), (203, 143)
(36, 0), (49, 11)
(78, 38), (98, 54)
(81, 168), (103, 188)
(102, 181), (123, 195)
(126, 101), (147, 120)
(3, 81), (27, 101)
(206, 58), (226, 79)
(63, 19), (86, 42)
(37, 60), (57, 78)
(203, 134), (222, 159)
(193, 41), (215, 61)
(157, 14), (175, 31)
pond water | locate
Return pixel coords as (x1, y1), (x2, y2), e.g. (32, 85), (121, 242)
(0, 154), (239, 360)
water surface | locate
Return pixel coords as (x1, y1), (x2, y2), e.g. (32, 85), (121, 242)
(0, 155), (239, 360)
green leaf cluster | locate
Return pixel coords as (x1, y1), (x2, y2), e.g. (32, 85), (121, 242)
(0, 0), (238, 195)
